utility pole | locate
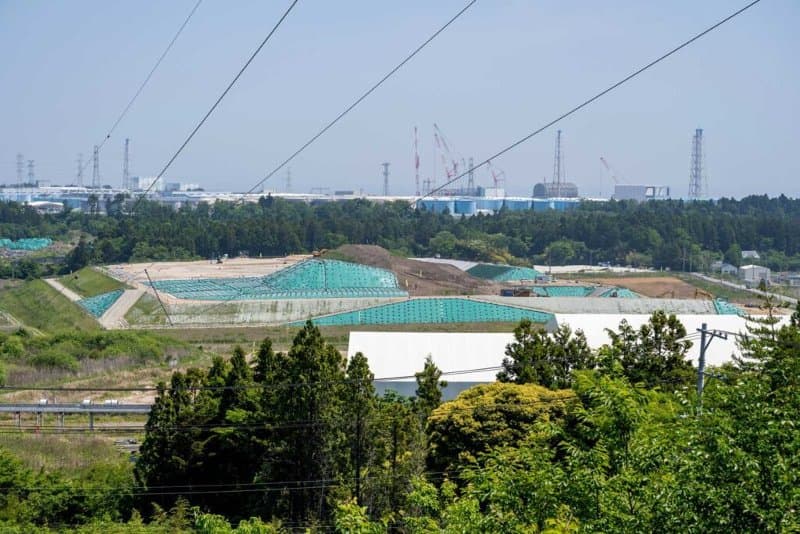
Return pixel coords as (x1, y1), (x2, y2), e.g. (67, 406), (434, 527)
(285, 167), (291, 193)
(354, 383), (363, 505)
(696, 322), (727, 410)
(144, 269), (174, 326)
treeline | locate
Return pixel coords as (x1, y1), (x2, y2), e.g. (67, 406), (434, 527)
(2, 194), (800, 275)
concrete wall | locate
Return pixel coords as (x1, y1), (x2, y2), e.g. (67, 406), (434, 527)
(158, 297), (407, 326)
(475, 296), (717, 315)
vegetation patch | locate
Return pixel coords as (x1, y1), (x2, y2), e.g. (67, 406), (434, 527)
(59, 267), (126, 297)
(0, 279), (99, 332)
(124, 293), (167, 325)
(0, 329), (193, 385)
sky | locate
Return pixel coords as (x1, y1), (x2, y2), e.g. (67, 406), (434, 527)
(1, 0), (798, 198)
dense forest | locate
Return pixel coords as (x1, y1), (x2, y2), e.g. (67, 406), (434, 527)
(1, 195), (800, 276)
(1, 308), (799, 532)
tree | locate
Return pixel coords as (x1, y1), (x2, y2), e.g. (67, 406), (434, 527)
(498, 320), (593, 389)
(426, 382), (574, 478)
(414, 355), (447, 416)
(256, 321), (348, 523)
(343, 352), (376, 505)
(600, 311), (694, 388)
(724, 243), (743, 267)
(65, 236), (92, 272)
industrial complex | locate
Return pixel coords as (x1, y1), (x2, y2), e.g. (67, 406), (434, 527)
(4, 127), (710, 215)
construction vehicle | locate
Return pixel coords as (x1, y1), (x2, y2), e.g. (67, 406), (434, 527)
(694, 288), (714, 300)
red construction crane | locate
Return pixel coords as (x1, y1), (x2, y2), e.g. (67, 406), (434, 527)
(487, 160), (506, 189)
(599, 156), (624, 184)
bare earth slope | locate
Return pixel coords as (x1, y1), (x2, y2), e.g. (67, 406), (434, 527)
(328, 245), (501, 296)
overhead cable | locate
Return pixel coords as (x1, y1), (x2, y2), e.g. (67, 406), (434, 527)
(417, 0), (762, 200)
(131, 0), (301, 212)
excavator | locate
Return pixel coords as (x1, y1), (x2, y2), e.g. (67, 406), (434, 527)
(694, 288), (714, 300)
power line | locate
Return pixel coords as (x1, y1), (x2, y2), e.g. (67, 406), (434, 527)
(0, 365), (505, 392)
(417, 0), (762, 201)
(125, 0), (477, 321)
(239, 0), (477, 197)
(131, 0), (300, 212)
(0, 395), (581, 434)
(78, 0), (204, 177)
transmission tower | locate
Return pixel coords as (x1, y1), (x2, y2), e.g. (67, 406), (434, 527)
(381, 162), (390, 196)
(122, 138), (130, 190)
(688, 128), (707, 199)
(467, 157), (475, 192)
(27, 160), (35, 185)
(76, 154), (84, 186)
(92, 145), (100, 188)
(552, 129), (565, 196)
(16, 153), (24, 184)
(286, 167), (291, 193)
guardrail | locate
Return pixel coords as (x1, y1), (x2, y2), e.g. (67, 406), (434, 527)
(0, 403), (151, 430)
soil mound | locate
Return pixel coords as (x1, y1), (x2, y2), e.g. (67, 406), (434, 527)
(327, 245), (500, 296)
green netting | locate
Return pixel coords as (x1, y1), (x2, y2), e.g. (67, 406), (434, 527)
(296, 297), (554, 326)
(467, 263), (540, 282)
(532, 286), (595, 297)
(78, 290), (124, 318)
(467, 263), (514, 280)
(714, 298), (743, 316)
(0, 237), (52, 250)
(151, 259), (408, 301)
(599, 288), (640, 298)
(493, 266), (542, 282)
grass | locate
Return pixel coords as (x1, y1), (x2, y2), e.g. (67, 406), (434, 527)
(59, 267), (126, 298)
(124, 293), (167, 325)
(0, 433), (134, 475)
(0, 279), (99, 332)
(676, 274), (761, 305)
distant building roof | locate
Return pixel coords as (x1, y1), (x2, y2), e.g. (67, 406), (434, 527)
(741, 250), (760, 259)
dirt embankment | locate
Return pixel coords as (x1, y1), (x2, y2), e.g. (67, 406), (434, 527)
(328, 245), (501, 296)
(580, 276), (702, 299)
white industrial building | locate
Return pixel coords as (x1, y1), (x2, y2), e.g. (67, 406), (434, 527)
(348, 314), (790, 399)
(739, 264), (771, 287)
(131, 176), (164, 192)
(613, 184), (670, 202)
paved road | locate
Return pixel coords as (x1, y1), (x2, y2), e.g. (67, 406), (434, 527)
(99, 288), (144, 329)
(689, 273), (798, 306)
(44, 278), (83, 302)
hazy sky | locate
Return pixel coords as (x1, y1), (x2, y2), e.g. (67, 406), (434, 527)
(1, 0), (798, 198)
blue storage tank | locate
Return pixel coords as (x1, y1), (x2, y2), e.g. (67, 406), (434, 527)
(476, 198), (504, 211)
(504, 198), (531, 211)
(551, 199), (580, 211)
(531, 199), (552, 212)
(454, 199), (477, 215)
(418, 199), (455, 214)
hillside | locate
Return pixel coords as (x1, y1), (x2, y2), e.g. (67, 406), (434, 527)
(0, 279), (98, 332)
(326, 244), (502, 296)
